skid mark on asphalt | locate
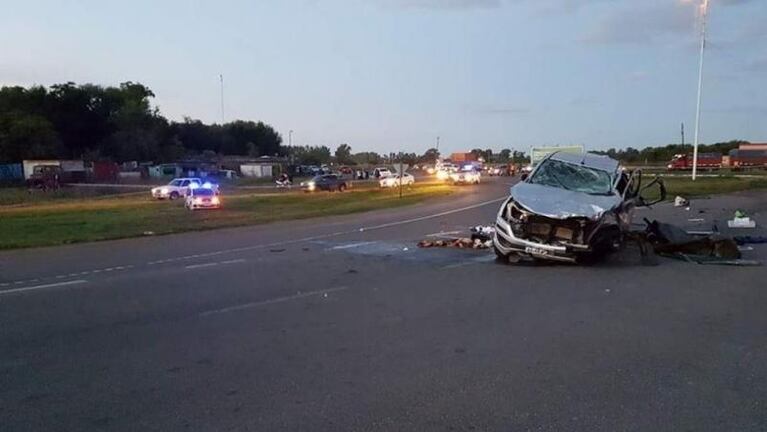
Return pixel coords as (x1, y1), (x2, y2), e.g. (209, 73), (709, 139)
(2, 196), (507, 290)
(316, 240), (496, 268)
(199, 285), (350, 317)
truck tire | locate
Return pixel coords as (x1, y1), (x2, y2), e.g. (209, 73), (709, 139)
(338, 183), (346, 192)
(170, 192), (179, 200)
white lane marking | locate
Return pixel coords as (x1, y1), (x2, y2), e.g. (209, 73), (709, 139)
(200, 286), (350, 317)
(185, 262), (219, 270)
(220, 259), (246, 265)
(425, 230), (462, 238)
(0, 280), (87, 296)
(360, 197), (507, 232)
(330, 241), (377, 250)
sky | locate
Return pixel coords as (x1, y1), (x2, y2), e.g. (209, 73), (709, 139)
(1, 0), (765, 155)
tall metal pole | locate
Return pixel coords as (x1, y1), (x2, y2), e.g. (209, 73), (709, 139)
(289, 130), (293, 147)
(692, 0), (709, 181)
(436, 136), (440, 152)
(399, 156), (403, 199)
(219, 74), (225, 124)
(681, 122), (685, 150)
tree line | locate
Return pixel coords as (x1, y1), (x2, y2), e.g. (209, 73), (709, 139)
(592, 140), (749, 164)
(0, 82), (282, 163)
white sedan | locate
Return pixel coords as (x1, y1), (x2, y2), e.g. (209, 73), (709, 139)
(185, 187), (221, 210)
(449, 170), (481, 185)
(379, 173), (415, 188)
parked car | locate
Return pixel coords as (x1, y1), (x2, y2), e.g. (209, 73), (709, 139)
(151, 177), (218, 199)
(493, 152), (665, 264)
(26, 165), (62, 190)
(373, 167), (392, 178)
(300, 174), (349, 192)
(185, 187), (221, 210)
(379, 173), (415, 188)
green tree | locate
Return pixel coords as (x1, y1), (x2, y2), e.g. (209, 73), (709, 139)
(335, 143), (353, 164)
(351, 151), (381, 165)
(419, 147), (440, 164)
(498, 149), (511, 162)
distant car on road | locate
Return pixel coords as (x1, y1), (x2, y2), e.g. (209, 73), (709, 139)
(449, 170), (481, 185)
(185, 187), (221, 210)
(26, 165), (62, 190)
(151, 178), (218, 200)
(379, 173), (415, 188)
(300, 174), (349, 192)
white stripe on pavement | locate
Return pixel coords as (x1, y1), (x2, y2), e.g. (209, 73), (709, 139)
(0, 280), (88, 296)
(185, 262), (219, 270)
(200, 286), (350, 317)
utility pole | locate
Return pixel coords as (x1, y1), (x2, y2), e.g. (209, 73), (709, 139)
(681, 123), (685, 150)
(692, 0), (710, 181)
(219, 74), (225, 124)
(289, 130), (293, 147)
(399, 155), (404, 199)
(436, 136), (440, 153)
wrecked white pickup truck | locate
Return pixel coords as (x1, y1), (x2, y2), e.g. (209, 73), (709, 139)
(493, 151), (665, 263)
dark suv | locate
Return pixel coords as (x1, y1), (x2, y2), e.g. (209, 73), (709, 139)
(300, 174), (349, 192)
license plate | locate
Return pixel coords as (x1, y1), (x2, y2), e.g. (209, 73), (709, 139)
(525, 246), (549, 256)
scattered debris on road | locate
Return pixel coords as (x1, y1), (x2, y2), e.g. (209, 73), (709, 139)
(734, 235), (767, 245)
(728, 210), (756, 228)
(418, 237), (492, 250)
(674, 196), (690, 207)
(643, 219), (760, 266)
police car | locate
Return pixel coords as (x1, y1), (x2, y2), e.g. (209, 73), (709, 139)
(185, 186), (221, 210)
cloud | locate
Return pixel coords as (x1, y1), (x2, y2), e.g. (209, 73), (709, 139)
(582, 3), (696, 45)
(383, 0), (501, 10)
(628, 71), (649, 81)
(746, 56), (767, 72)
(717, 0), (759, 5)
(469, 105), (531, 116)
(705, 105), (767, 114)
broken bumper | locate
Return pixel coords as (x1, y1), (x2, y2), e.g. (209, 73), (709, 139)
(494, 216), (589, 263)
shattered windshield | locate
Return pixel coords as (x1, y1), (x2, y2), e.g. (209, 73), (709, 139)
(530, 158), (613, 195)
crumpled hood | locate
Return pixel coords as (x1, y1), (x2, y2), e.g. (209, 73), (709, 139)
(510, 182), (622, 220)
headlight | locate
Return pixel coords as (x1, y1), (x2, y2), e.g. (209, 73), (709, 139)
(195, 198), (203, 204)
(161, 188), (169, 194)
(212, 197), (220, 205)
(667, 164), (673, 169)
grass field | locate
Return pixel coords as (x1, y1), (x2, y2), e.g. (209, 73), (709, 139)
(0, 184), (454, 249)
(642, 175), (767, 201)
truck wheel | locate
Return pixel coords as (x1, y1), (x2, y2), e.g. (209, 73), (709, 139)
(170, 192), (179, 200)
(338, 184), (346, 192)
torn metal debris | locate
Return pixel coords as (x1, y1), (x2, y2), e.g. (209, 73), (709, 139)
(643, 219), (760, 266)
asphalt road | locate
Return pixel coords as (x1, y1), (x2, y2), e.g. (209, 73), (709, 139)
(2, 177), (766, 431)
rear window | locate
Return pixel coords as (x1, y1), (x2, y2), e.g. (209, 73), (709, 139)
(192, 188), (215, 196)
